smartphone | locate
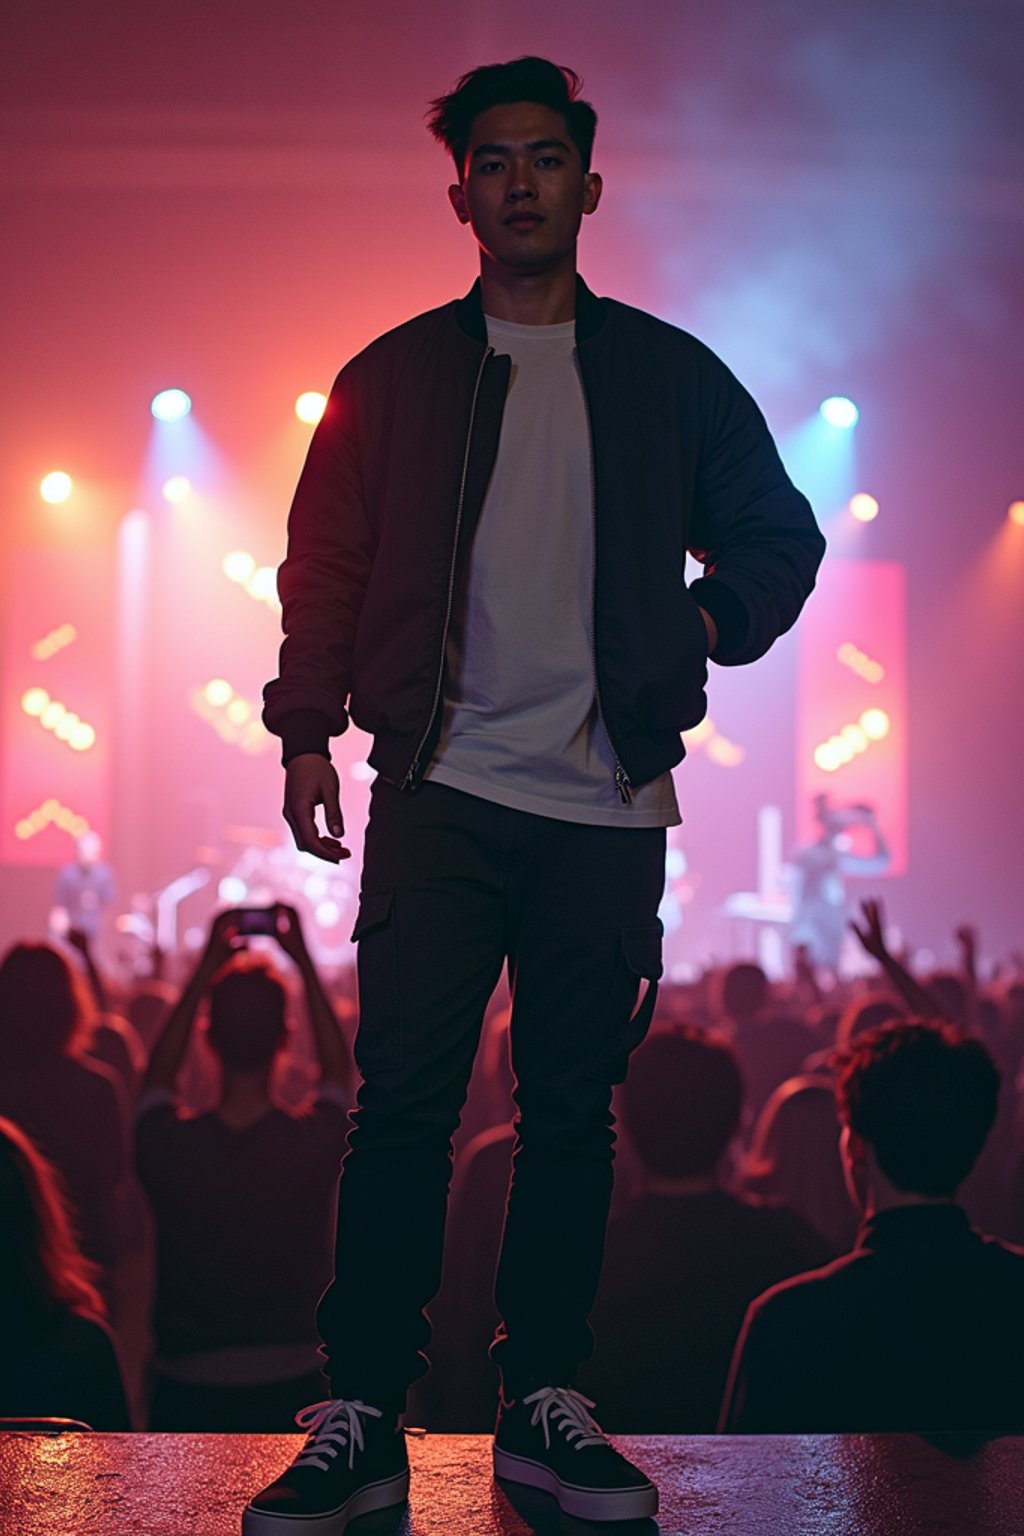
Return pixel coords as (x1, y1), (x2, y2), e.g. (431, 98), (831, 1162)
(233, 907), (278, 936)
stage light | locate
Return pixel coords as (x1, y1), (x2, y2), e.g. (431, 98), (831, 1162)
(162, 475), (191, 503)
(22, 687), (50, 717)
(40, 701), (66, 730)
(837, 642), (885, 684)
(860, 708), (891, 741)
(315, 899), (341, 927)
(707, 735), (746, 768)
(69, 723), (96, 752)
(1010, 501), (1024, 527)
(151, 389), (192, 422)
(223, 550), (256, 584)
(840, 723), (869, 754)
(219, 876), (248, 904)
(31, 622), (77, 661)
(40, 471), (72, 504)
(813, 743), (842, 772)
(54, 712), (81, 742)
(15, 798), (91, 841)
(296, 392), (328, 425)
(249, 566), (278, 604)
(665, 848), (687, 879)
(204, 678), (233, 707)
(226, 698), (251, 724)
(819, 397), (859, 429)
(849, 493), (879, 522)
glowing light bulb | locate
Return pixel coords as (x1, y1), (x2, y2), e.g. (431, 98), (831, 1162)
(162, 475), (191, 503)
(295, 392), (328, 425)
(69, 723), (96, 752)
(22, 688), (50, 717)
(860, 708), (891, 741)
(819, 397), (860, 429)
(151, 389), (192, 421)
(204, 678), (233, 708)
(223, 551), (256, 584)
(248, 566), (278, 603)
(1009, 501), (1024, 528)
(849, 493), (879, 522)
(40, 471), (72, 504)
(41, 701), (66, 729)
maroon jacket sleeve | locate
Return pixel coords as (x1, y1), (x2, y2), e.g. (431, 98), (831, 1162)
(262, 361), (376, 763)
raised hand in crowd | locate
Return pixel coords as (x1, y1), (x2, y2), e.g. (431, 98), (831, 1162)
(849, 898), (943, 1019)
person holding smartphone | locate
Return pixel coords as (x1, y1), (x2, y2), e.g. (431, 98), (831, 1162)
(135, 905), (354, 1429)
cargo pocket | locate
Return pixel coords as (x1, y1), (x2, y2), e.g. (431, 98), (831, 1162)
(584, 922), (664, 1085)
(350, 887), (403, 1073)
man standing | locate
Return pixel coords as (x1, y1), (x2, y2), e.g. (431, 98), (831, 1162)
(247, 56), (824, 1534)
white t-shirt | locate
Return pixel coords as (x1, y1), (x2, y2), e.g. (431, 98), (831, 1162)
(425, 314), (680, 828)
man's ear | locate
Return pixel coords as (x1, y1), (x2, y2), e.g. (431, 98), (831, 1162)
(448, 182), (470, 225)
(582, 171), (603, 217)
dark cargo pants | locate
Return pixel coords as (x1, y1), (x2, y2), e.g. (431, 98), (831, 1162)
(316, 777), (665, 1411)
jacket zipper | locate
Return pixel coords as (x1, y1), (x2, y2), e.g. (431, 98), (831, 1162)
(402, 345), (494, 790)
(581, 363), (633, 805)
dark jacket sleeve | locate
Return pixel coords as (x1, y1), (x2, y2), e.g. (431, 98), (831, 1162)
(262, 361), (376, 763)
(687, 343), (826, 665)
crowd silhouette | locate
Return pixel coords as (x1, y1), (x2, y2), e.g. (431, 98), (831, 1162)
(2, 898), (1023, 1435)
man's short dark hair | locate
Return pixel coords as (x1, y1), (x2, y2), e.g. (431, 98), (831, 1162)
(834, 1019), (1000, 1198)
(206, 953), (287, 1071)
(427, 56), (597, 177)
(621, 1024), (745, 1178)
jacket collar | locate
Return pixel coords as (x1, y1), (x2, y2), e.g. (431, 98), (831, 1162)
(454, 274), (607, 345)
(856, 1202), (974, 1253)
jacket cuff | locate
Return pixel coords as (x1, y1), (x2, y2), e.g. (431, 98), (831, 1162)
(278, 710), (333, 766)
(688, 577), (749, 660)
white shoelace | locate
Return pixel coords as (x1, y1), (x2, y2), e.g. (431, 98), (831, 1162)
(293, 1398), (384, 1472)
(520, 1386), (611, 1452)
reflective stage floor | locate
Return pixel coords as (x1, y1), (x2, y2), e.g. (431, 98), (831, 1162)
(3, 1429), (1023, 1536)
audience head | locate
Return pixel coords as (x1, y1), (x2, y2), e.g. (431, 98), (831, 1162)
(204, 951), (289, 1074)
(713, 962), (769, 1024)
(834, 1018), (1000, 1205)
(834, 992), (904, 1055)
(128, 979), (176, 1050)
(0, 941), (93, 1062)
(621, 1024), (745, 1180)
(745, 1074), (855, 1250)
(0, 1117), (106, 1329)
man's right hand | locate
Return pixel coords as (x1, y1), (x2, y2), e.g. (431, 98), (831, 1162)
(283, 754), (350, 863)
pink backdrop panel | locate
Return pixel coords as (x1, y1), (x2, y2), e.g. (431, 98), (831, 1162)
(796, 559), (908, 876)
(1, 547), (114, 867)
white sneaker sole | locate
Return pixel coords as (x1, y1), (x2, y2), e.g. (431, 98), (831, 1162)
(493, 1446), (658, 1522)
(241, 1467), (410, 1534)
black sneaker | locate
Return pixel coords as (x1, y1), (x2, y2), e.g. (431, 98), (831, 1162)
(493, 1385), (658, 1522)
(242, 1398), (410, 1535)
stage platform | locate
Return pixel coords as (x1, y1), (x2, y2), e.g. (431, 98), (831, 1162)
(3, 1428), (1023, 1535)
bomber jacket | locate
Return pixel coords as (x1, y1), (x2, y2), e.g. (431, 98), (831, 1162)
(262, 276), (825, 797)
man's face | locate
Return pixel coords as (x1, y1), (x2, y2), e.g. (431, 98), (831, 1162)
(448, 101), (601, 275)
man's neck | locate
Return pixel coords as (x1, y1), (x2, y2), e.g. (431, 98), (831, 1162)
(479, 253), (577, 325)
(216, 1073), (273, 1128)
(865, 1188), (956, 1216)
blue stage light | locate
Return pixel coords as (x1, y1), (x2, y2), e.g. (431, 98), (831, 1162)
(819, 396), (859, 429)
(151, 389), (192, 422)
